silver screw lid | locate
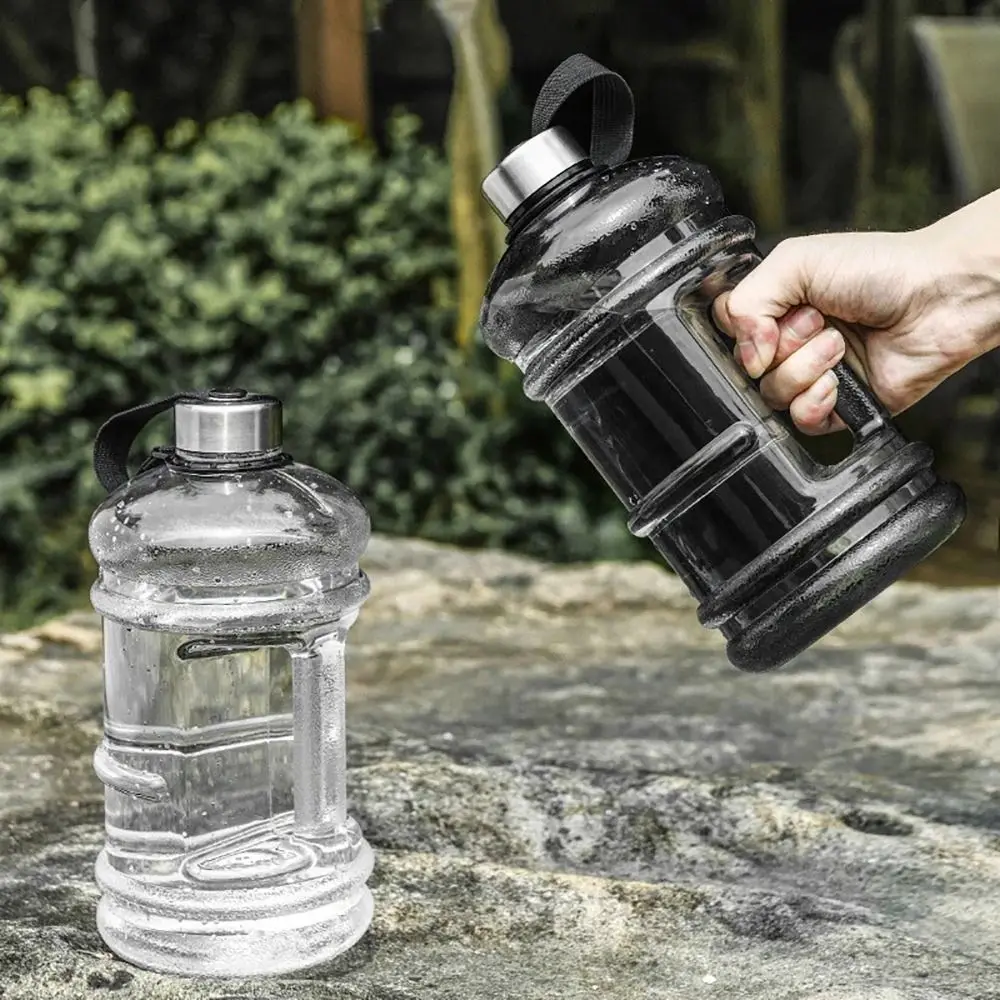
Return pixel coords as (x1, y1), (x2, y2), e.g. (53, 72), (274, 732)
(481, 127), (588, 224)
(174, 388), (282, 457)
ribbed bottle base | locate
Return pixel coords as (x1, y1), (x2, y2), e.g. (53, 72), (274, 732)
(94, 844), (374, 978)
(724, 479), (966, 672)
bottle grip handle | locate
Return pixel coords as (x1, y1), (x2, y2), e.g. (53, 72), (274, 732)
(830, 358), (887, 437)
(825, 318), (891, 438)
(711, 273), (889, 440)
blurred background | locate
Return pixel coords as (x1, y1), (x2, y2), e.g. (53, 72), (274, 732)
(0, 0), (997, 628)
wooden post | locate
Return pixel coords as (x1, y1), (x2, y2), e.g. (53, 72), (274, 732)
(870, 0), (897, 181)
(833, 17), (876, 226)
(725, 0), (787, 234)
(296, 0), (370, 132)
(748, 0), (786, 234)
(69, 0), (99, 81)
(434, 0), (510, 354)
(868, 0), (926, 180)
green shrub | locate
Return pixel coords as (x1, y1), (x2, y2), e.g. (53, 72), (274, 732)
(291, 337), (641, 565)
(0, 82), (635, 625)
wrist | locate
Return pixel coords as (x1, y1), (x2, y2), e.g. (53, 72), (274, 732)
(915, 201), (1000, 359)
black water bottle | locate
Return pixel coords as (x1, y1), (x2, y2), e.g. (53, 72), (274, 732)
(478, 54), (966, 672)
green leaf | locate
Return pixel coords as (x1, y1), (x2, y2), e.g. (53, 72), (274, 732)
(3, 367), (74, 411)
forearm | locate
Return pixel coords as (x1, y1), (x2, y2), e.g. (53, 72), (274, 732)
(919, 188), (1000, 356)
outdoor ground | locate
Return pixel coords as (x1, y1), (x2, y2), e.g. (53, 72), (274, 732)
(1, 536), (999, 999)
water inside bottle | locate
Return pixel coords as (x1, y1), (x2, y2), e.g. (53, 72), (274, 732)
(548, 304), (901, 608)
(88, 405), (375, 973)
(98, 619), (354, 889)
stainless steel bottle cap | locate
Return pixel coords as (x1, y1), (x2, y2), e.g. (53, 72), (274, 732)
(481, 127), (588, 224)
(174, 388), (282, 457)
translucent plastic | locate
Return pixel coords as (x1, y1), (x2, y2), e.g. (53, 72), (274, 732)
(480, 158), (964, 669)
(487, 192), (909, 623)
(545, 286), (924, 631)
(89, 456), (373, 977)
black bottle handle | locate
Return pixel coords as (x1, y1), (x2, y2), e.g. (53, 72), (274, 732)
(531, 54), (635, 166)
(817, 313), (893, 436)
(829, 356), (888, 437)
(93, 392), (189, 493)
(713, 260), (891, 440)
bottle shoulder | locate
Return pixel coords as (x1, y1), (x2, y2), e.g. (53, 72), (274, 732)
(89, 459), (370, 576)
(480, 155), (734, 363)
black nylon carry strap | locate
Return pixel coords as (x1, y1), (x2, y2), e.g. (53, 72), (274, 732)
(93, 393), (189, 494)
(530, 53), (635, 167)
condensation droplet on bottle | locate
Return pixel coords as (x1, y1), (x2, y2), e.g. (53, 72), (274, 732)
(89, 402), (378, 974)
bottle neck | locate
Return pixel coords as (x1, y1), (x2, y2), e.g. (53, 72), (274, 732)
(169, 448), (291, 474)
(505, 161), (598, 242)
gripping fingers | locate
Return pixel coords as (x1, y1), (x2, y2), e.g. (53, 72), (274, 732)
(759, 327), (845, 409)
(716, 294), (852, 434)
(789, 370), (845, 435)
(714, 297), (828, 378)
(771, 305), (825, 366)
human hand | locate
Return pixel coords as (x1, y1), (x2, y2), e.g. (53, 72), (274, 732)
(712, 203), (1000, 435)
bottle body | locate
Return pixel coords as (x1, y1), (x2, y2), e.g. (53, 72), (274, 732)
(481, 162), (965, 670)
(90, 455), (373, 977)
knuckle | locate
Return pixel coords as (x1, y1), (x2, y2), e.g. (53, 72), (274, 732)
(801, 340), (836, 379)
(759, 372), (790, 409)
(769, 235), (807, 264)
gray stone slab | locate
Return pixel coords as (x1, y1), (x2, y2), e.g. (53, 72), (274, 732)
(1, 536), (999, 998)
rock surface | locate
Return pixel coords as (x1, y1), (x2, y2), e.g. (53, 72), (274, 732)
(1, 535), (999, 999)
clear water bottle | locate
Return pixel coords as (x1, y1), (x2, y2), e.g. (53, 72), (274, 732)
(88, 388), (374, 977)
(479, 55), (966, 672)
